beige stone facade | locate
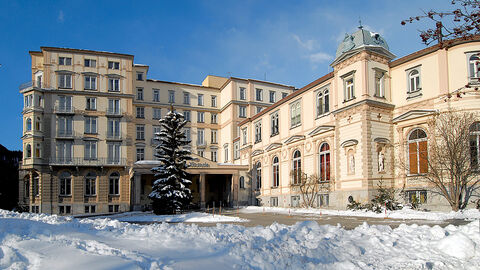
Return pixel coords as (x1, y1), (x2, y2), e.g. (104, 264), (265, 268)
(19, 29), (480, 215)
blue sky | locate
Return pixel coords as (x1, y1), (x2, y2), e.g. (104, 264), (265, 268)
(0, 0), (453, 150)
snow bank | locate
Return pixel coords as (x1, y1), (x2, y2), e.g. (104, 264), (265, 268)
(95, 211), (248, 223)
(1, 209), (480, 269)
(241, 206), (480, 220)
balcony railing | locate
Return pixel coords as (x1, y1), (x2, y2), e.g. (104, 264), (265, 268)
(106, 108), (123, 116)
(19, 80), (52, 91)
(54, 105), (75, 114)
(49, 157), (127, 166)
(106, 133), (123, 140)
(56, 130), (79, 138)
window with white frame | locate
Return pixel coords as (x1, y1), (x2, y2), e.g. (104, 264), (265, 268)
(197, 112), (205, 123)
(57, 141), (73, 163)
(107, 143), (121, 164)
(224, 144), (229, 162)
(269, 91), (275, 103)
(254, 121), (262, 143)
(270, 197), (278, 206)
(168, 90), (175, 103)
(108, 99), (120, 115)
(198, 94), (204, 106)
(211, 95), (217, 107)
(137, 88), (144, 100)
(469, 54), (480, 80)
(255, 162), (262, 190)
(86, 97), (96, 110)
(407, 68), (421, 93)
(256, 88), (263, 101)
(58, 73), (72, 88)
(316, 89), (329, 117)
(374, 71), (385, 98)
(59, 57), (72, 66)
(234, 141), (240, 160)
(136, 148), (145, 161)
(198, 149), (204, 157)
(197, 128), (205, 145)
(84, 75), (97, 90)
(84, 116), (97, 134)
(211, 150), (217, 162)
(292, 150), (302, 185)
(59, 95), (72, 111)
(136, 107), (145, 118)
(84, 141), (97, 160)
(319, 143), (330, 182)
(153, 89), (160, 102)
(25, 144), (31, 159)
(184, 110), (191, 121)
(239, 106), (246, 118)
(153, 108), (161, 119)
(184, 92), (190, 104)
(290, 100), (301, 128)
(136, 72), (144, 81)
(470, 122), (480, 169)
(57, 116), (73, 136)
(107, 118), (120, 138)
(108, 78), (120, 91)
(153, 125), (161, 137)
(211, 129), (217, 144)
(109, 172), (120, 195)
(85, 172), (96, 196)
(136, 125), (145, 140)
(59, 171), (72, 196)
(84, 59), (96, 67)
(24, 94), (33, 108)
(184, 128), (191, 141)
(211, 113), (217, 124)
(242, 128), (247, 145)
(26, 118), (32, 131)
(317, 194), (329, 207)
(344, 77), (355, 101)
(108, 61), (120, 70)
(239, 87), (246, 100)
(406, 190), (427, 204)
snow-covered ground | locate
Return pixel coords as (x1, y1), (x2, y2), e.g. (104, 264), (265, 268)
(1, 209), (480, 269)
(93, 211), (248, 223)
(241, 206), (480, 221)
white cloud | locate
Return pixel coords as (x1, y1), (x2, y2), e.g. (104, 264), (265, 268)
(309, 52), (332, 63)
(58, 10), (65, 22)
(292, 34), (315, 51)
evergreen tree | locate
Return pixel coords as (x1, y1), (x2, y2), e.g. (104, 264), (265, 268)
(149, 108), (192, 214)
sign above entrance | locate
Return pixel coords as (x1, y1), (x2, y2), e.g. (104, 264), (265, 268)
(188, 162), (210, 168)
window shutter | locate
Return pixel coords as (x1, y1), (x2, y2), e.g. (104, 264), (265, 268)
(419, 141), (428, 173)
(409, 143), (418, 174)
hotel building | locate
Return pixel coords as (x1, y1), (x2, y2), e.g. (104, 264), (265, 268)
(19, 28), (480, 214)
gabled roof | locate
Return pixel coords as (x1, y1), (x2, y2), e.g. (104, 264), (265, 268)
(265, 143), (282, 152)
(284, 135), (306, 145)
(392, 109), (438, 123)
(308, 125), (335, 137)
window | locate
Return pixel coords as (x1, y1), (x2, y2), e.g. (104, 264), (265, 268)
(24, 94), (33, 108)
(255, 162), (262, 190)
(107, 118), (120, 138)
(211, 130), (217, 144)
(291, 195), (300, 207)
(137, 88), (144, 100)
(108, 78), (120, 92)
(269, 91), (275, 103)
(197, 112), (205, 123)
(35, 143), (41, 158)
(270, 197), (279, 207)
(290, 101), (301, 128)
(35, 117), (41, 131)
(108, 61), (120, 70)
(136, 148), (145, 161)
(85, 172), (96, 196)
(469, 54), (480, 79)
(292, 150), (302, 185)
(211, 113), (217, 124)
(344, 77), (355, 101)
(271, 112), (279, 136)
(85, 205), (96, 213)
(84, 59), (96, 67)
(211, 150), (217, 162)
(406, 190), (427, 204)
(224, 144), (229, 162)
(136, 125), (145, 140)
(374, 71), (385, 98)
(84, 141), (97, 160)
(84, 116), (97, 134)
(109, 205), (120, 213)
(211, 96), (217, 107)
(470, 122), (480, 169)
(24, 177), (30, 198)
(109, 172), (120, 195)
(57, 116), (73, 136)
(108, 99), (120, 115)
(136, 72), (144, 81)
(317, 194), (329, 207)
(59, 57), (72, 66)
(238, 106), (247, 118)
(256, 88), (263, 101)
(59, 171), (72, 196)
(184, 128), (191, 141)
(239, 87), (246, 100)
(57, 141), (73, 163)
(254, 122), (262, 143)
(26, 118), (32, 131)
(32, 175), (39, 196)
(86, 97), (96, 110)
(58, 73), (72, 88)
(408, 69), (421, 93)
(59, 205), (71, 214)
(153, 89), (160, 102)
(316, 89), (329, 116)
(153, 125), (161, 137)
(84, 75), (97, 90)
(319, 143), (330, 182)
(58, 95), (73, 111)
(136, 107), (145, 118)
(197, 129), (205, 145)
(184, 111), (191, 121)
(25, 144), (31, 158)
(242, 128), (247, 145)
(179, 92), (189, 104)
(198, 149), (204, 158)
(256, 106), (263, 114)
(198, 94), (204, 106)
(234, 141), (240, 160)
(282, 92), (288, 99)
(272, 156), (279, 187)
(408, 128), (428, 174)
(168, 90), (175, 103)
(239, 176), (245, 188)
(153, 108), (161, 119)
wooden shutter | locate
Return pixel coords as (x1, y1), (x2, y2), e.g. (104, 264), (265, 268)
(409, 143), (418, 174)
(419, 141), (428, 173)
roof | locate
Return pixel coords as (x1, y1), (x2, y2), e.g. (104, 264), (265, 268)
(218, 77), (295, 91)
(146, 79), (221, 90)
(335, 27), (389, 60)
(238, 72), (334, 126)
(37, 47), (134, 59)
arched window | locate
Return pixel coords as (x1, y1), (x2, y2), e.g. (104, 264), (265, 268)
(35, 117), (41, 131)
(408, 70), (420, 92)
(292, 150), (302, 184)
(470, 122), (480, 169)
(32, 172), (39, 196)
(319, 143), (330, 182)
(255, 162), (262, 190)
(109, 172), (120, 195)
(316, 92), (323, 117)
(25, 144), (31, 158)
(24, 176), (30, 198)
(272, 157), (279, 187)
(324, 90), (329, 113)
(239, 176), (245, 189)
(469, 55), (480, 78)
(26, 118), (32, 131)
(408, 128), (428, 174)
(59, 171), (71, 196)
(85, 172), (96, 196)
(35, 143), (41, 158)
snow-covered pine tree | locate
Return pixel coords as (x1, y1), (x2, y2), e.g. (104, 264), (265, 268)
(149, 107), (193, 214)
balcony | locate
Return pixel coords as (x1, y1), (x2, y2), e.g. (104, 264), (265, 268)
(49, 157), (127, 166)
(19, 80), (52, 91)
(106, 108), (123, 117)
(56, 130), (79, 139)
(54, 105), (75, 114)
(106, 133), (123, 140)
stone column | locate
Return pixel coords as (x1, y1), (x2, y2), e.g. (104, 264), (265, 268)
(200, 173), (206, 209)
(231, 173), (239, 206)
(132, 173), (141, 210)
